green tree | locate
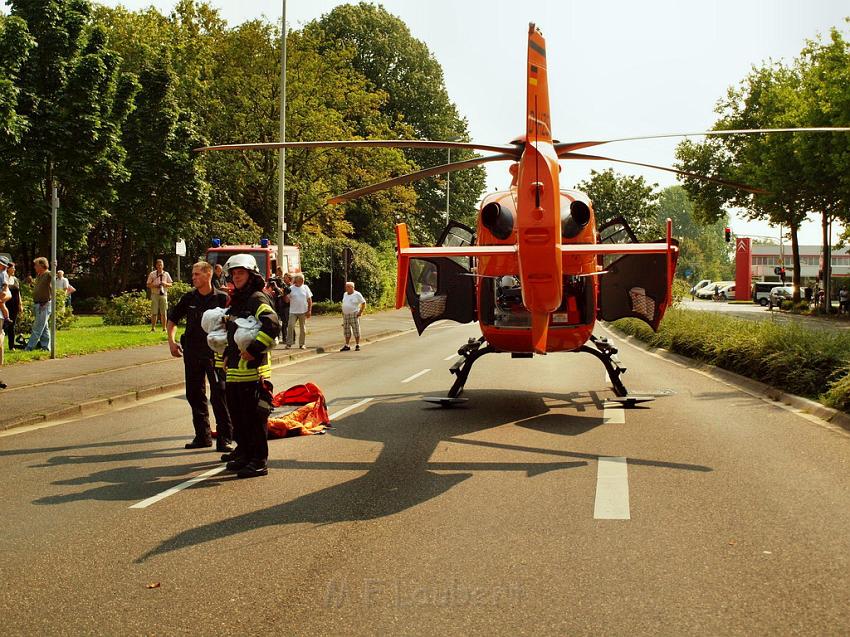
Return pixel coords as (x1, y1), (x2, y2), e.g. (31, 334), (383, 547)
(576, 168), (662, 241)
(0, 14), (34, 144)
(94, 60), (205, 292)
(0, 0), (136, 269)
(795, 25), (850, 308)
(307, 3), (486, 240)
(656, 185), (731, 281)
(675, 61), (812, 301)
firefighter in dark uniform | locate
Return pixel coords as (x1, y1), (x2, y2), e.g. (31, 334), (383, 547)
(221, 253), (280, 478)
(167, 261), (233, 451)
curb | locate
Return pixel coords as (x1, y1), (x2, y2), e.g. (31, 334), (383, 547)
(606, 325), (850, 434)
(0, 327), (413, 433)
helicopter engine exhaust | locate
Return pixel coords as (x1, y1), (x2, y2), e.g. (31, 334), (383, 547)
(481, 202), (515, 240)
(561, 200), (591, 239)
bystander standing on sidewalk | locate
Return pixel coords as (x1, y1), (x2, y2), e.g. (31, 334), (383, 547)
(167, 261), (233, 452)
(55, 270), (76, 307)
(147, 259), (173, 332)
(25, 257), (52, 351)
(4, 263), (21, 350)
(286, 273), (312, 349)
(339, 281), (366, 352)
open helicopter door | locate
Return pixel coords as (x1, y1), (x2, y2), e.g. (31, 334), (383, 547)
(404, 221), (477, 335)
(597, 217), (679, 331)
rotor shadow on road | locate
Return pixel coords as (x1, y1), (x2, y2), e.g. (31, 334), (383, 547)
(138, 390), (711, 563)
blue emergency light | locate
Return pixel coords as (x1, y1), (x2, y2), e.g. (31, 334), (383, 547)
(260, 237), (269, 248)
(211, 238), (221, 247)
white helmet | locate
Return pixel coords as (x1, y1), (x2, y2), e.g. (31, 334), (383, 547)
(223, 253), (260, 276)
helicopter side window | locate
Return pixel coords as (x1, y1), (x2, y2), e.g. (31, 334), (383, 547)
(409, 260), (446, 319)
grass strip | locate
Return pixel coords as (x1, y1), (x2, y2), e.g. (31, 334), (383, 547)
(3, 315), (168, 365)
(613, 308), (850, 413)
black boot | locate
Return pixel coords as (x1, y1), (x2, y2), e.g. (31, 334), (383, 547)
(185, 437), (213, 449)
(236, 459), (268, 478)
(216, 439), (234, 453)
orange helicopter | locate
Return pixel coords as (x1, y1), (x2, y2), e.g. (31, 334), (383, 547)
(198, 23), (849, 404)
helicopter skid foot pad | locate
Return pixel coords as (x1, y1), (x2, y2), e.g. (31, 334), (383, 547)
(607, 395), (655, 407)
(423, 397), (469, 407)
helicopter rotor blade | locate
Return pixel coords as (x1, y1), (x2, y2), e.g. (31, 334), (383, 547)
(560, 151), (768, 195)
(554, 127), (850, 153)
(196, 139), (522, 156)
(328, 153), (517, 204)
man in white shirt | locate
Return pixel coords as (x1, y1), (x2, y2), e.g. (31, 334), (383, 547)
(285, 273), (312, 349)
(147, 259), (173, 332)
(339, 281), (366, 352)
(55, 270), (76, 307)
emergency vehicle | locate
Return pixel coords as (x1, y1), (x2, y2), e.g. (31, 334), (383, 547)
(205, 238), (301, 279)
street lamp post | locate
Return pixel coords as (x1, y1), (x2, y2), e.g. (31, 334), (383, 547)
(277, 0), (287, 252)
(445, 136), (461, 225)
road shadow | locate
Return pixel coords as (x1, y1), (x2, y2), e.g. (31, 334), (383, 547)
(137, 389), (711, 563)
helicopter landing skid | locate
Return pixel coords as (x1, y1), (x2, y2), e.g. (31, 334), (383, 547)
(446, 337), (496, 399)
(581, 335), (629, 397)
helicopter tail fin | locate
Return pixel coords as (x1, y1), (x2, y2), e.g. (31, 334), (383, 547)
(526, 23), (552, 142)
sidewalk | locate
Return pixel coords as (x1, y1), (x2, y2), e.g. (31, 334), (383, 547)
(0, 308), (415, 431)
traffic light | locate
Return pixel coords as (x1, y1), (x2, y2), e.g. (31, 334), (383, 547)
(724, 227), (731, 243)
(780, 267), (786, 283)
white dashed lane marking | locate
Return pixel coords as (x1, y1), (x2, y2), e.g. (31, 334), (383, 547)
(594, 456), (631, 520)
(602, 401), (625, 424)
(401, 369), (431, 384)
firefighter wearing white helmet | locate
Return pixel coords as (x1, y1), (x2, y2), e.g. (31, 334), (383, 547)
(220, 253), (280, 478)
(223, 253), (260, 276)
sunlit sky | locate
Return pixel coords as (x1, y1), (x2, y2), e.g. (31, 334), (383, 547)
(14, 0), (850, 244)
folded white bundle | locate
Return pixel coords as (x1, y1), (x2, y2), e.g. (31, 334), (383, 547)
(234, 316), (262, 352)
(202, 307), (228, 354)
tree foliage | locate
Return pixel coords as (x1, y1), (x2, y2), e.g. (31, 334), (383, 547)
(576, 168), (662, 241)
(306, 3), (486, 241)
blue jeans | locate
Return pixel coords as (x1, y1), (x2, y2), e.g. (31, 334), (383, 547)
(26, 301), (51, 350)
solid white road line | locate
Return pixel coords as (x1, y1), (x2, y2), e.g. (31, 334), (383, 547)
(129, 397), (375, 509)
(328, 397), (373, 420)
(130, 465), (227, 509)
(401, 369), (431, 383)
(594, 456), (631, 520)
(444, 353), (459, 361)
(602, 401), (625, 424)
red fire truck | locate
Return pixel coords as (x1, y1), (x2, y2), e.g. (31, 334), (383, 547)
(205, 238), (301, 279)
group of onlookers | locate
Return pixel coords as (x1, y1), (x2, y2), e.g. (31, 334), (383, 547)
(0, 256), (75, 356)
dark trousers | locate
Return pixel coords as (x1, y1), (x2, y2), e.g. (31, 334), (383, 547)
(184, 354), (232, 442)
(226, 380), (269, 463)
(3, 313), (17, 349)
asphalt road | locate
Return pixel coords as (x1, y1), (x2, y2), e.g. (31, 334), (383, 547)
(679, 298), (850, 331)
(1, 320), (849, 635)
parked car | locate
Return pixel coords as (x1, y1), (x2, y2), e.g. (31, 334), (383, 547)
(768, 285), (811, 309)
(690, 279), (711, 296)
(696, 281), (734, 299)
(752, 281), (779, 306)
(718, 283), (735, 300)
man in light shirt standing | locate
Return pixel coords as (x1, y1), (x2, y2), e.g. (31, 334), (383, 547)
(339, 281), (366, 352)
(147, 259), (173, 332)
(285, 273), (312, 349)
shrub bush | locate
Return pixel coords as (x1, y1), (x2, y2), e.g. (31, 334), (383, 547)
(73, 296), (109, 314)
(613, 308), (850, 406)
(16, 285), (76, 333)
(310, 300), (341, 315)
(168, 281), (192, 307)
(103, 291), (152, 326)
